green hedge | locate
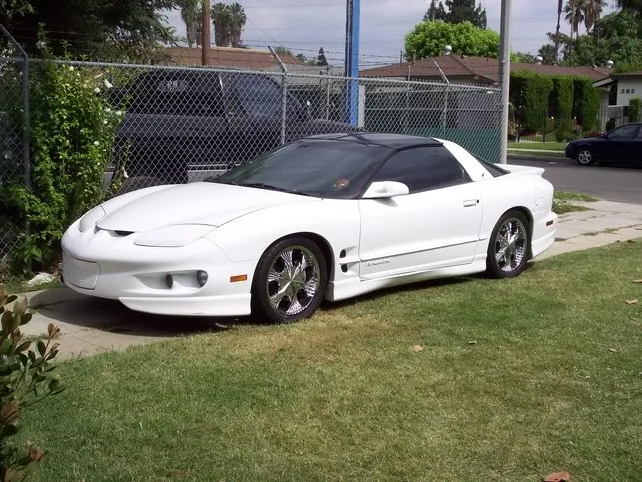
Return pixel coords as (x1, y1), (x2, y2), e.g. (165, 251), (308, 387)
(573, 78), (600, 133)
(510, 71), (601, 138)
(629, 97), (641, 123)
(550, 77), (574, 141)
(510, 71), (553, 133)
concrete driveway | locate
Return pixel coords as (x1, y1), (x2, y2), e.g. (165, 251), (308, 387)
(13, 199), (642, 361)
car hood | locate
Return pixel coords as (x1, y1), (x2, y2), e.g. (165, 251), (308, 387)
(96, 182), (320, 232)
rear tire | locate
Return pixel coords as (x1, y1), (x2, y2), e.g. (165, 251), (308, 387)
(576, 147), (595, 166)
(486, 211), (531, 279)
(251, 237), (328, 324)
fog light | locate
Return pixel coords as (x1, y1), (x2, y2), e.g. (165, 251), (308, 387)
(166, 274), (173, 288)
(197, 270), (208, 287)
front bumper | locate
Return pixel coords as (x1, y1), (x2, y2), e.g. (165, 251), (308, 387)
(61, 220), (255, 317)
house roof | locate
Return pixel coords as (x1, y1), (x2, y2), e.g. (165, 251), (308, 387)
(162, 46), (305, 70)
(359, 55), (612, 84)
(611, 70), (642, 78)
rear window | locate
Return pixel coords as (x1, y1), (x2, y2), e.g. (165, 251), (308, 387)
(474, 155), (509, 177)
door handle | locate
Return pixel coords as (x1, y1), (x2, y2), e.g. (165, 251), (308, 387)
(463, 199), (479, 207)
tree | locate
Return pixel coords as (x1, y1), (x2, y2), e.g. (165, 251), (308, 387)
(210, 2), (246, 48)
(538, 44), (559, 64)
(227, 2), (246, 48)
(423, 0), (487, 29)
(555, 0), (563, 58)
(404, 20), (499, 59)
(556, 11), (642, 66)
(565, 0), (586, 39)
(0, 0), (180, 61)
(584, 0), (607, 33)
(513, 52), (534, 63)
(211, 2), (231, 47)
(178, 0), (202, 47)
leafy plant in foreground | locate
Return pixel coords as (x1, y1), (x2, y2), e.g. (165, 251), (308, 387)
(0, 286), (63, 481)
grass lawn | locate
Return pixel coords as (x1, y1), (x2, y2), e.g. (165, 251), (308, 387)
(553, 191), (598, 215)
(508, 142), (567, 152)
(16, 240), (642, 481)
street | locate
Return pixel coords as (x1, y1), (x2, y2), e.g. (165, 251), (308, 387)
(508, 157), (642, 204)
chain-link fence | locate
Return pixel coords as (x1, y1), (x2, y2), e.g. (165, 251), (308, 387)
(0, 54), (502, 260)
(0, 32), (29, 261)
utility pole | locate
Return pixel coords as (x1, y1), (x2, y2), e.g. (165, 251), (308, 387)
(498, 0), (511, 164)
(344, 0), (360, 126)
(202, 0), (211, 66)
(431, 0), (436, 21)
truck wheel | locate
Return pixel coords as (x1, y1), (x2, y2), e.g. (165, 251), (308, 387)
(113, 176), (165, 196)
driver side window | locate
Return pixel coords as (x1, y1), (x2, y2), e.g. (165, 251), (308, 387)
(372, 146), (469, 194)
(609, 124), (638, 139)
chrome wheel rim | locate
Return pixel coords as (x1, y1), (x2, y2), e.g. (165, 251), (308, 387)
(578, 150), (592, 164)
(267, 246), (320, 317)
(494, 218), (527, 273)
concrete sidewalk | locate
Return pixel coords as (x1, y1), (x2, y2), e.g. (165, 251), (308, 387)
(10, 199), (642, 361)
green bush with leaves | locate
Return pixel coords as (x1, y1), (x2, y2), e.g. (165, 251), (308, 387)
(550, 77), (575, 142)
(510, 71), (554, 134)
(0, 285), (64, 481)
(629, 97), (641, 123)
(0, 55), (126, 274)
(573, 78), (600, 134)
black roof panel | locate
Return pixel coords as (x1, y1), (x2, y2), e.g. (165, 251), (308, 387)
(303, 132), (443, 149)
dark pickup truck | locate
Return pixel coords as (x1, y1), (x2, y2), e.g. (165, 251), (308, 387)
(111, 69), (359, 193)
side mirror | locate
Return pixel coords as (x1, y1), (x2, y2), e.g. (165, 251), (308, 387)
(362, 181), (409, 199)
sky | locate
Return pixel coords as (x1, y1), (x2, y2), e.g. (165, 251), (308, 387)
(164, 0), (618, 67)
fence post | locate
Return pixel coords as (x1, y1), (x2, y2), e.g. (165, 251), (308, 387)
(268, 46), (288, 145)
(433, 60), (450, 136)
(325, 65), (331, 120)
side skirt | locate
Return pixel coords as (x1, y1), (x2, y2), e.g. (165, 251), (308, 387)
(325, 256), (488, 302)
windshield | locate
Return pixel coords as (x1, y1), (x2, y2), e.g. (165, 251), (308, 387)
(213, 139), (394, 199)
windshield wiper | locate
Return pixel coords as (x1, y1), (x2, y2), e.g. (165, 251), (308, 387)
(240, 182), (315, 197)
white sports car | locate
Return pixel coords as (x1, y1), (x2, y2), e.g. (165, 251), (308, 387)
(61, 133), (558, 323)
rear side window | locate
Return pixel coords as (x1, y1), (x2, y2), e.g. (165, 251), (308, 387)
(130, 71), (225, 116)
(474, 155), (509, 177)
(372, 146), (469, 193)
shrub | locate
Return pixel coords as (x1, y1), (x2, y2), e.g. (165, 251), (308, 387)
(510, 71), (554, 134)
(0, 49), (126, 275)
(550, 77), (574, 142)
(0, 285), (64, 481)
(629, 97), (641, 123)
(573, 78), (600, 133)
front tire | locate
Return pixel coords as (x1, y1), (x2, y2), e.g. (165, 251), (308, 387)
(576, 147), (595, 166)
(486, 211), (530, 279)
(251, 237), (328, 324)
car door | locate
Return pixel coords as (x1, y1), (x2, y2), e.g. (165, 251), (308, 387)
(602, 124), (639, 162)
(357, 146), (483, 281)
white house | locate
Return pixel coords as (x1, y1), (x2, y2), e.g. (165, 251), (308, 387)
(593, 70), (642, 129)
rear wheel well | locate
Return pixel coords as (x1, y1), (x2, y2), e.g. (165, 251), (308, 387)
(503, 206), (534, 259)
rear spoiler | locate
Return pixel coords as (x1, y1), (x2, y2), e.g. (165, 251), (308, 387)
(500, 164), (545, 177)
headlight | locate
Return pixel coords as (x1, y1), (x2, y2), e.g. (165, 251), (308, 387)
(134, 224), (216, 247)
(79, 206), (106, 233)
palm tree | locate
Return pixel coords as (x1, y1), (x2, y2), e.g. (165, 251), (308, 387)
(227, 2), (247, 48)
(564, 0), (586, 40)
(179, 0), (202, 47)
(211, 2), (231, 47)
(555, 0), (563, 60)
(583, 0), (607, 33)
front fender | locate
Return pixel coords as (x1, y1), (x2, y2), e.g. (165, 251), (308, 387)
(204, 199), (361, 265)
